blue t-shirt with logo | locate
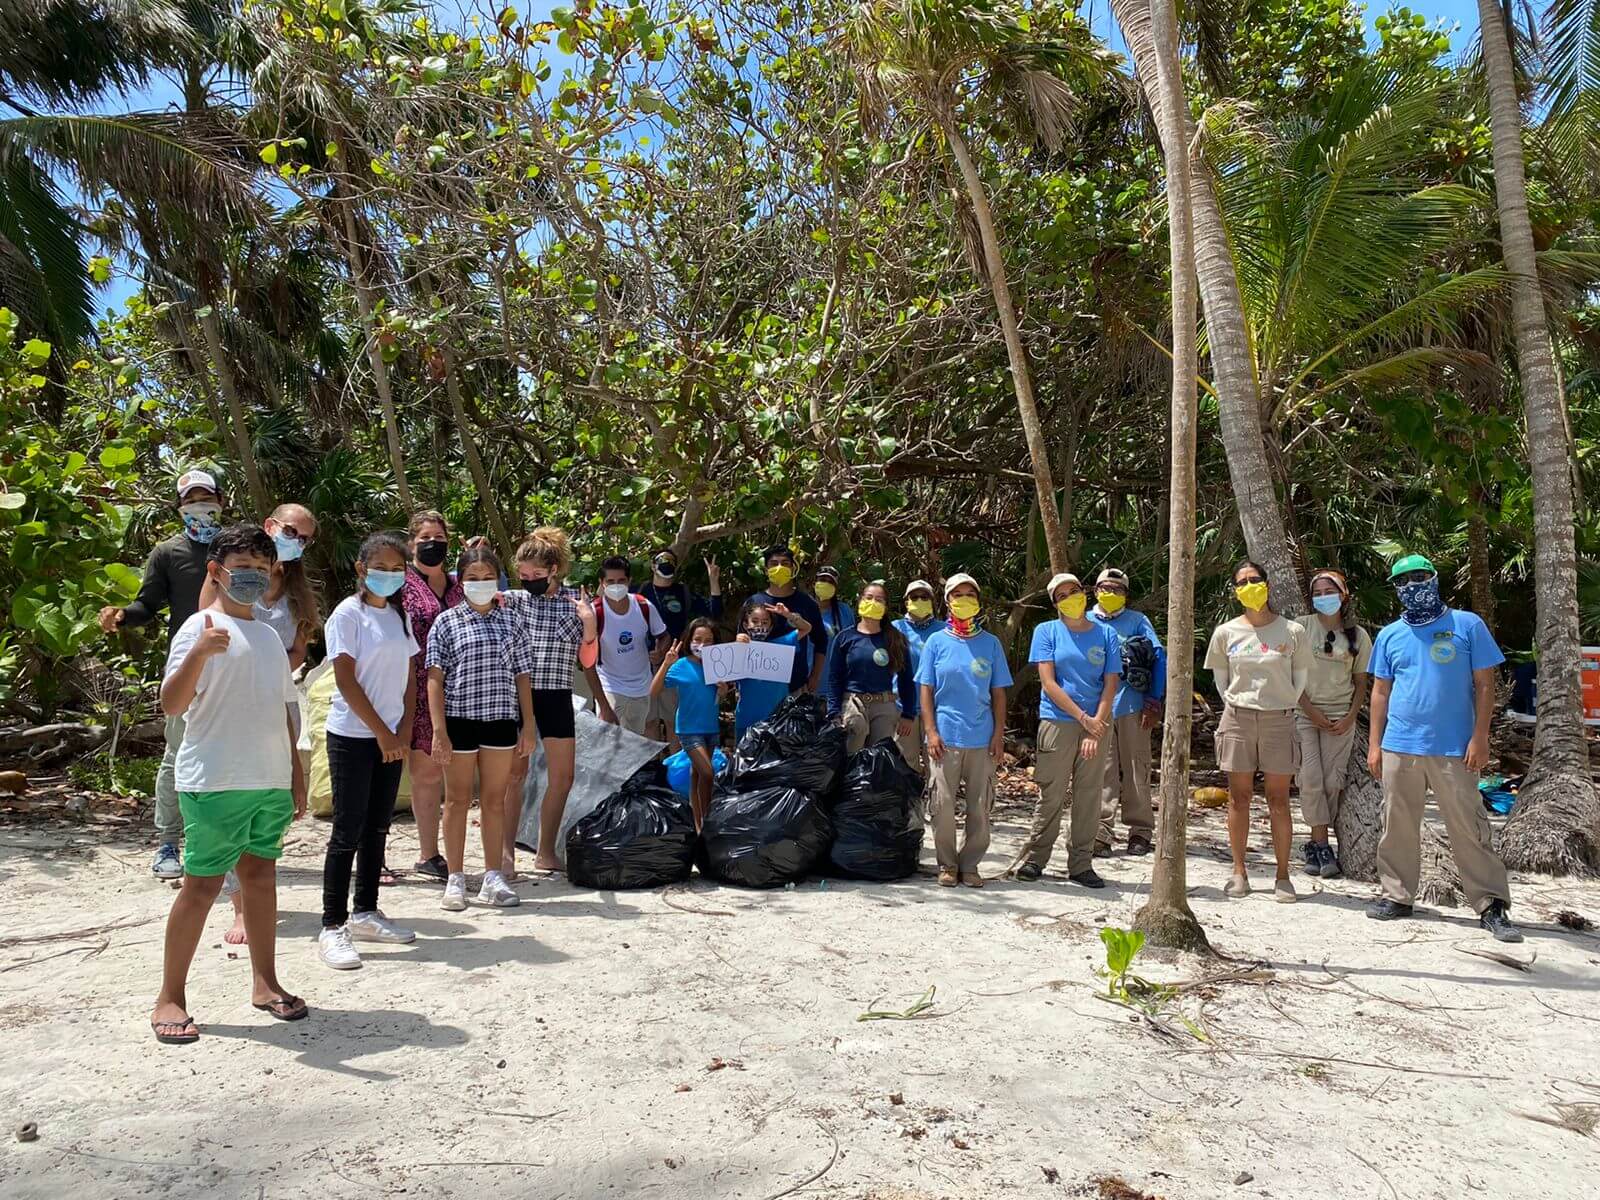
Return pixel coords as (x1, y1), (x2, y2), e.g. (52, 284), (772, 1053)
(1091, 607), (1167, 718)
(1370, 609), (1504, 758)
(665, 655), (720, 736)
(1030, 619), (1122, 725)
(894, 616), (942, 676)
(913, 628), (1014, 749)
(735, 629), (799, 738)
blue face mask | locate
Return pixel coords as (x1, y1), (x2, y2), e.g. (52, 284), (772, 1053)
(365, 569), (406, 598)
(180, 502), (222, 544)
(221, 566), (270, 606)
(1312, 593), (1343, 617)
(1397, 576), (1445, 626)
(273, 532), (304, 563)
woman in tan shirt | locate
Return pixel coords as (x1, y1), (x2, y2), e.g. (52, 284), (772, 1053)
(1204, 560), (1312, 902)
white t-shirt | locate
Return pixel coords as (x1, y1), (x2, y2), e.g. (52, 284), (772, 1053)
(165, 610), (297, 792)
(596, 596), (667, 698)
(323, 595), (421, 737)
(253, 593), (298, 652)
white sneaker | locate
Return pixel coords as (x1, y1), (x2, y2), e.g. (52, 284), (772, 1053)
(318, 925), (362, 970)
(442, 873), (468, 911)
(348, 909), (416, 944)
(477, 870), (520, 908)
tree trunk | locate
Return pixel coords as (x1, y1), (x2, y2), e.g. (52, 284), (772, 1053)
(941, 120), (1071, 575)
(1467, 502), (1496, 636)
(195, 305), (272, 515)
(339, 196), (414, 513)
(441, 349), (515, 560)
(1110, 0), (1304, 617)
(1477, 0), (1600, 875)
(1133, 0), (1209, 955)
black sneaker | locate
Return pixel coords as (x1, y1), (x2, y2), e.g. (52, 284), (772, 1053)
(1480, 900), (1523, 944)
(1301, 841), (1321, 876)
(1318, 844), (1343, 879)
(1070, 869), (1107, 890)
(1015, 862), (1043, 882)
(1365, 897), (1414, 921)
(413, 854), (449, 882)
(1127, 835), (1153, 856)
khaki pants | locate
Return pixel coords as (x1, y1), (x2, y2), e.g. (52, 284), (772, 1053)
(1098, 712), (1154, 844)
(930, 746), (994, 873)
(1377, 752), (1509, 914)
(603, 690), (653, 737)
(1295, 714), (1356, 827)
(1021, 720), (1107, 874)
(896, 724), (927, 776)
(843, 692), (902, 755)
(154, 712), (187, 844)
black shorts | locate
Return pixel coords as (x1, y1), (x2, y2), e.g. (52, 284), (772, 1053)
(531, 688), (575, 740)
(444, 716), (519, 753)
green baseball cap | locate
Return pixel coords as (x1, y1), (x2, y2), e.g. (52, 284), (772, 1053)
(1389, 553), (1436, 580)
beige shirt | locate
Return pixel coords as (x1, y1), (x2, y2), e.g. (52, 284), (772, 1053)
(1293, 614), (1372, 715)
(1205, 614), (1311, 712)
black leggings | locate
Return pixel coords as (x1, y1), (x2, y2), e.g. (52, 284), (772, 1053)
(322, 731), (404, 928)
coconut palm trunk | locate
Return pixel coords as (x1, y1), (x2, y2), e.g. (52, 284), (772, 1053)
(195, 303), (271, 514)
(1131, 0), (1208, 953)
(941, 119), (1071, 575)
(1109, 0), (1304, 616)
(1476, 0), (1600, 874)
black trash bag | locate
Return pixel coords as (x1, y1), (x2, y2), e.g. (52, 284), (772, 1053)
(723, 691), (847, 798)
(566, 762), (698, 890)
(697, 785), (833, 888)
(829, 739), (925, 881)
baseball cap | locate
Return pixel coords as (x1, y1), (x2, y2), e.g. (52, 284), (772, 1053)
(943, 572), (979, 598)
(1096, 568), (1129, 588)
(816, 565), (841, 581)
(904, 578), (934, 598)
(1047, 572), (1082, 598)
(176, 468), (219, 501)
(1389, 554), (1436, 580)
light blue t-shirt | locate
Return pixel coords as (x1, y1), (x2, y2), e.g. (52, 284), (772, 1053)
(1370, 609), (1504, 758)
(1030, 619), (1122, 725)
(894, 616), (942, 676)
(913, 628), (1014, 749)
(735, 629), (799, 737)
(1091, 607), (1167, 718)
(666, 655), (720, 736)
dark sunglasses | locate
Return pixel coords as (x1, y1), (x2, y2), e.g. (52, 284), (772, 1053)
(277, 523), (313, 546)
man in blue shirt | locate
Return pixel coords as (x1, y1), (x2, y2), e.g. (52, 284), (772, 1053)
(1364, 554), (1520, 942)
(1089, 568), (1166, 856)
(915, 574), (1013, 888)
(892, 579), (941, 774)
(748, 545), (830, 693)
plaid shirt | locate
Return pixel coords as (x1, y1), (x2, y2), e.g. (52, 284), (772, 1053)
(424, 600), (535, 721)
(502, 588), (585, 690)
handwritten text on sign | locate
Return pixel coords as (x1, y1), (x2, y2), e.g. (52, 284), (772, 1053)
(700, 640), (796, 684)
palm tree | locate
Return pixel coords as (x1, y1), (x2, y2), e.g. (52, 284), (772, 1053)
(1478, 0), (1600, 874)
(842, 0), (1116, 574)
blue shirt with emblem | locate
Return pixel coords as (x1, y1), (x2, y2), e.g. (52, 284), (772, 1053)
(894, 615), (942, 675)
(825, 625), (917, 718)
(913, 627), (1014, 749)
(1030, 619), (1123, 724)
(1090, 607), (1167, 717)
(1369, 609), (1504, 758)
(735, 629), (800, 738)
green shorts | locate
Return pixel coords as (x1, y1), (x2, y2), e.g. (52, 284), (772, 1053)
(178, 789), (294, 877)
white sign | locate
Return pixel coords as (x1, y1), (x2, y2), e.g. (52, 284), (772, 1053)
(701, 640), (796, 684)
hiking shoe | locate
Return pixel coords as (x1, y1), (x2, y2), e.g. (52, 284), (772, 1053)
(413, 854), (448, 882)
(960, 871), (985, 889)
(1223, 874), (1251, 898)
(937, 868), (958, 887)
(1365, 898), (1414, 921)
(1274, 878), (1297, 904)
(152, 843), (182, 880)
(477, 870), (520, 907)
(1301, 841), (1321, 876)
(1093, 841), (1114, 858)
(349, 910), (416, 944)
(1015, 862), (1043, 882)
(318, 925), (362, 970)
(441, 873), (468, 911)
(1480, 900), (1523, 944)
(1127, 835), (1153, 856)
(1070, 869), (1106, 890)
(1318, 845), (1343, 879)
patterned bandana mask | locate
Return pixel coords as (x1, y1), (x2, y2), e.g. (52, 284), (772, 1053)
(1397, 577), (1445, 626)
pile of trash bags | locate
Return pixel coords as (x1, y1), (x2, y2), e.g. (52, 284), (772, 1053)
(720, 692), (846, 795)
(565, 762), (698, 890)
(827, 739), (925, 881)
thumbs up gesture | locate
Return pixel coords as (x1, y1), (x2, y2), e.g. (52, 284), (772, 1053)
(196, 612), (231, 659)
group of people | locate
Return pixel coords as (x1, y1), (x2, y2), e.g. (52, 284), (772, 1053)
(102, 468), (1524, 1046)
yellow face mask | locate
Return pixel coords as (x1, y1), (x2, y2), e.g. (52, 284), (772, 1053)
(948, 596), (981, 621)
(1056, 593), (1087, 620)
(815, 581), (837, 602)
(1235, 581), (1270, 612)
(1096, 591), (1126, 615)
(905, 598), (934, 620)
(858, 597), (886, 620)
(766, 564), (793, 587)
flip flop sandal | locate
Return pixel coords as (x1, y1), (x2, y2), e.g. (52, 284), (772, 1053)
(151, 1016), (199, 1045)
(379, 865), (398, 886)
(252, 994), (308, 1022)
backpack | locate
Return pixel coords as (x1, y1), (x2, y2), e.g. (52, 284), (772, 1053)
(594, 594), (655, 639)
(1121, 634), (1158, 694)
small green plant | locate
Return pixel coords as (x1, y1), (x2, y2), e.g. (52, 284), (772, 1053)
(1099, 926), (1146, 999)
(69, 753), (160, 798)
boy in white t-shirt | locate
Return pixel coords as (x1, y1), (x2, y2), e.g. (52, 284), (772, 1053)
(582, 555), (667, 735)
(150, 524), (307, 1044)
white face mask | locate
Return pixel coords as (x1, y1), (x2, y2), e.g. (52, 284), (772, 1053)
(603, 583), (630, 602)
(463, 580), (499, 606)
(690, 643), (705, 658)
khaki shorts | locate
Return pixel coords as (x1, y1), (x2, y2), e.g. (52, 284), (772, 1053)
(648, 686), (678, 733)
(1216, 705), (1299, 776)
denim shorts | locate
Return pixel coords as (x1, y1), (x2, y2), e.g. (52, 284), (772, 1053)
(678, 732), (718, 752)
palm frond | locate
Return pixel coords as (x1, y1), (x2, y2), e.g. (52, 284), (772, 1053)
(0, 147), (93, 344)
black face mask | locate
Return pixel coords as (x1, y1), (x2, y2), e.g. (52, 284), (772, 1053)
(520, 575), (550, 596)
(415, 540), (448, 568)
(654, 559), (676, 578)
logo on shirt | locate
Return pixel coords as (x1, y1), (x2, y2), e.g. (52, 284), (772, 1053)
(618, 630), (635, 651)
(1429, 639), (1457, 665)
(1088, 646), (1106, 667)
(872, 647), (890, 667)
(665, 596), (682, 613)
(971, 657), (992, 679)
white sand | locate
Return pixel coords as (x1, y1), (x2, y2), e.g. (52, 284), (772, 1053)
(2, 794), (1598, 1200)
